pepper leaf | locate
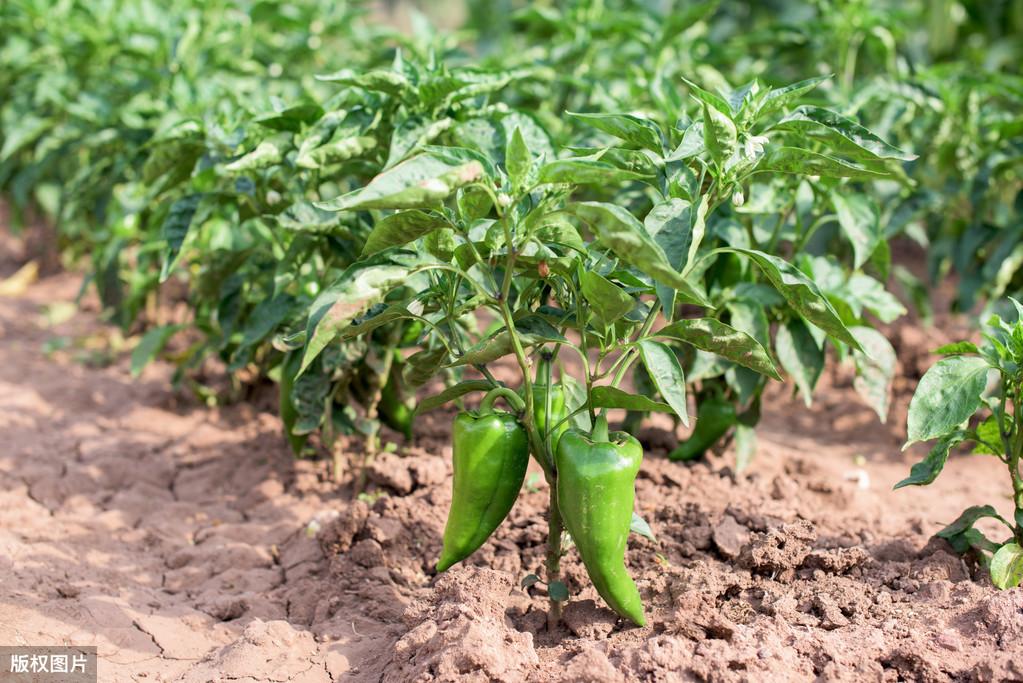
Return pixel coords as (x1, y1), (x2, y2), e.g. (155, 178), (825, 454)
(905, 356), (990, 447)
(722, 248), (862, 350)
(637, 340), (689, 427)
(300, 261), (411, 374)
(568, 112), (663, 153)
(580, 270), (634, 329)
(630, 512), (658, 543)
(590, 386), (674, 413)
(772, 106), (917, 161)
(990, 543), (1023, 589)
(655, 318), (781, 380)
(568, 202), (710, 307)
(832, 192), (881, 270)
(774, 318), (825, 407)
(316, 154), (484, 212)
(362, 210), (449, 256)
(131, 324), (184, 377)
(415, 380), (495, 415)
(894, 430), (970, 489)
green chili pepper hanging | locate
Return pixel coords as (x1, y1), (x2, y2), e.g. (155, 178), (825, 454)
(524, 355), (568, 446)
(668, 396), (736, 461)
(436, 388), (529, 572)
(530, 383), (567, 442)
(556, 415), (646, 626)
(378, 356), (414, 440)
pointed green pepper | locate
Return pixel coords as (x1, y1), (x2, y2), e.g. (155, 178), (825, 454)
(556, 415), (646, 626)
(436, 388), (529, 572)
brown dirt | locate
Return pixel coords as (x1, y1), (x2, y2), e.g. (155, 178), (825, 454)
(2, 251), (1022, 681)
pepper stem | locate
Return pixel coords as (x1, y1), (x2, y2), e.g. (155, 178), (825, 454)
(545, 481), (564, 630)
(480, 386), (526, 414)
(592, 414), (610, 442)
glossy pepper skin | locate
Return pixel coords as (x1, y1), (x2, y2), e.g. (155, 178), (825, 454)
(436, 406), (529, 572)
(526, 384), (567, 443)
(378, 370), (414, 440)
(668, 397), (736, 461)
(556, 416), (646, 626)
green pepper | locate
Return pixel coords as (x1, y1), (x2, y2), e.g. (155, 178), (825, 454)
(668, 396), (736, 461)
(436, 388), (529, 572)
(525, 355), (568, 446)
(378, 358), (414, 440)
(524, 384), (567, 444)
(556, 415), (646, 626)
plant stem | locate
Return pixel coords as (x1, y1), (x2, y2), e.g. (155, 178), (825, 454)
(610, 301), (661, 389)
(545, 481), (564, 630)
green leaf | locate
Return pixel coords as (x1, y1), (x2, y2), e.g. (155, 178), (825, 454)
(449, 316), (566, 367)
(774, 318), (825, 406)
(630, 512), (658, 542)
(224, 140), (285, 172)
(637, 340), (689, 426)
(568, 202), (710, 307)
(702, 102), (738, 167)
(894, 430), (969, 489)
(724, 248), (862, 350)
(159, 194), (202, 282)
(990, 543), (1023, 589)
(590, 386), (674, 413)
(338, 303), (412, 342)
(644, 197), (708, 317)
(272, 202), (347, 234)
(547, 580), (569, 602)
(362, 210), (449, 256)
(580, 270), (634, 329)
(300, 262), (410, 374)
(568, 112), (663, 153)
(772, 106), (916, 161)
(905, 356), (990, 446)
(316, 155), (484, 212)
(131, 324), (183, 377)
(402, 347), (450, 389)
(755, 147), (889, 180)
(933, 341), (980, 356)
(255, 103), (325, 132)
(846, 274), (907, 324)
(0, 114), (49, 162)
(734, 424), (757, 472)
(971, 416), (1002, 455)
(521, 573), (541, 589)
(414, 380), (494, 415)
(756, 75), (830, 118)
(296, 136), (377, 169)
(832, 193), (881, 270)
(537, 156), (648, 185)
(851, 326), (897, 422)
(236, 294), (295, 350)
(315, 68), (409, 95)
(680, 77), (733, 116)
(937, 505), (1006, 540)
(562, 375), (592, 431)
(654, 318), (781, 380)
(505, 126), (532, 189)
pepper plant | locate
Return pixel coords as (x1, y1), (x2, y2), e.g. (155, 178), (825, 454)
(897, 299), (1023, 589)
(296, 72), (906, 624)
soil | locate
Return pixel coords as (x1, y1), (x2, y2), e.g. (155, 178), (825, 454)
(1, 236), (1021, 682)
